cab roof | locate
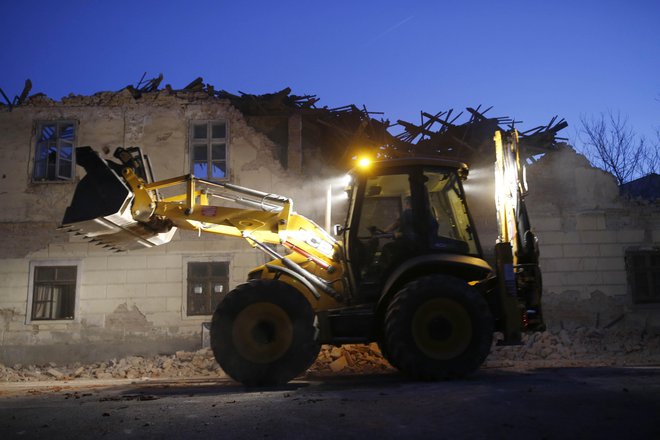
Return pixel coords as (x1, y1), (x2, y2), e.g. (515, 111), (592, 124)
(351, 156), (469, 178)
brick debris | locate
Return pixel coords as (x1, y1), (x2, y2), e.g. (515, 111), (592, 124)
(1, 327), (658, 383)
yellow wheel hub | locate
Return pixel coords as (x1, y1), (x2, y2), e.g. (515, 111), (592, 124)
(232, 302), (293, 364)
(412, 298), (472, 360)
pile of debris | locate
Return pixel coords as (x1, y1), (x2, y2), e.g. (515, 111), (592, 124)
(1, 327), (658, 383)
(487, 326), (660, 367)
(1, 74), (567, 169)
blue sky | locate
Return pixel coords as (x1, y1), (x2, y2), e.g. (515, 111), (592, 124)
(1, 0), (658, 145)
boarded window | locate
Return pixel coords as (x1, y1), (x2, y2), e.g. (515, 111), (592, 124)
(33, 121), (76, 181)
(626, 250), (660, 304)
(187, 261), (229, 315)
(190, 120), (228, 180)
(31, 266), (77, 320)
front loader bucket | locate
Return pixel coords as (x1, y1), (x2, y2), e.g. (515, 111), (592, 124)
(60, 146), (175, 251)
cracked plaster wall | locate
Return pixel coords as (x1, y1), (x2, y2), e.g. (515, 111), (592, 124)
(0, 92), (343, 364)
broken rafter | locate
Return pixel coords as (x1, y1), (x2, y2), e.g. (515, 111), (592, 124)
(125, 73), (164, 99)
(0, 79), (32, 111)
(3, 74), (568, 168)
(519, 116), (569, 154)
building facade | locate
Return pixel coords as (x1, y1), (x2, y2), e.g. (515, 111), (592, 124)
(0, 88), (341, 365)
(0, 86), (658, 366)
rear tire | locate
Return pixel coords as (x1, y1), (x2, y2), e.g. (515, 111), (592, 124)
(383, 275), (493, 380)
(210, 279), (320, 386)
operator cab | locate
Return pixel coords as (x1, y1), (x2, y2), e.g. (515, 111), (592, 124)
(342, 158), (483, 300)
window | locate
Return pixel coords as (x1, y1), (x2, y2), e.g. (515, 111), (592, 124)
(626, 249), (660, 304)
(30, 265), (78, 320)
(33, 121), (76, 181)
(187, 261), (229, 315)
(190, 120), (228, 180)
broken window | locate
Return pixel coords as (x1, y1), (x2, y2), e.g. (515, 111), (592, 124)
(626, 249), (660, 304)
(30, 265), (78, 321)
(33, 121), (76, 181)
(190, 120), (228, 180)
(187, 261), (229, 315)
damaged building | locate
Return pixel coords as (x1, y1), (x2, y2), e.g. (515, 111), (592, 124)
(0, 76), (658, 366)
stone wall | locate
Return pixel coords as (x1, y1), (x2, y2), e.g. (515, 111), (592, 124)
(527, 148), (659, 332)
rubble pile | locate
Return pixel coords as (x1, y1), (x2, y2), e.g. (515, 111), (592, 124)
(307, 343), (394, 375)
(0, 349), (223, 383)
(487, 327), (660, 367)
(1, 328), (658, 383)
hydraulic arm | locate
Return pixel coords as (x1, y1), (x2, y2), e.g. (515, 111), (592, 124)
(61, 147), (345, 303)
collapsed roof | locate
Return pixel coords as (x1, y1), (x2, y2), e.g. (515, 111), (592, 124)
(1, 74), (567, 168)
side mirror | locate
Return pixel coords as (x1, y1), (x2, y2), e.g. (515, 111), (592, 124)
(333, 224), (346, 236)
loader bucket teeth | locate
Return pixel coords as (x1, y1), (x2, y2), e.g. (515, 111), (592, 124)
(60, 146), (176, 251)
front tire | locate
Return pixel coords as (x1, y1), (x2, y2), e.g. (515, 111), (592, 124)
(210, 279), (320, 386)
(383, 275), (493, 380)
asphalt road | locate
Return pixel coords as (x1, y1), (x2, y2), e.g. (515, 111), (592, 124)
(1, 365), (659, 439)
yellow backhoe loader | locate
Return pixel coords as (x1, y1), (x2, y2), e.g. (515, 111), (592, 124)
(60, 130), (544, 386)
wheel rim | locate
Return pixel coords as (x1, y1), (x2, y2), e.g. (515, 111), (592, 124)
(232, 302), (293, 364)
(412, 298), (472, 360)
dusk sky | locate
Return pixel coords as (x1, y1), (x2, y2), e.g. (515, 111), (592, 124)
(1, 0), (658, 147)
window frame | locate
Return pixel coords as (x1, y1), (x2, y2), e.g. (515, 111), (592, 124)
(32, 120), (78, 183)
(625, 248), (660, 305)
(26, 260), (82, 324)
(183, 257), (231, 317)
(189, 119), (229, 181)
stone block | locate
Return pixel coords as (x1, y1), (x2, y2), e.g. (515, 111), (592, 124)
(599, 244), (623, 257)
(562, 244), (599, 258)
(80, 299), (122, 315)
(542, 257), (622, 273)
(541, 244), (563, 259)
(166, 297), (182, 313)
(576, 212), (606, 231)
(532, 216), (562, 232)
(147, 254), (182, 269)
(167, 239), (207, 253)
(107, 255), (147, 270)
(107, 283), (146, 299)
(81, 284), (107, 300)
(0, 259), (27, 274)
(47, 242), (89, 257)
(84, 269), (126, 285)
(0, 272), (28, 288)
(541, 272), (563, 290)
(144, 312), (186, 327)
(166, 268), (183, 282)
(126, 268), (167, 283)
(653, 229), (660, 244)
(539, 231), (579, 245)
(132, 298), (169, 314)
(616, 230), (645, 244)
(146, 282), (180, 298)
(595, 285), (628, 296)
(578, 230), (617, 244)
(539, 258), (566, 273)
(600, 271), (627, 285)
(561, 271), (602, 287)
(83, 257), (108, 271)
(232, 252), (259, 268)
(593, 257), (625, 272)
